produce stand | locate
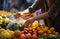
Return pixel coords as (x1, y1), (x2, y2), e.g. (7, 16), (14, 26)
(0, 11), (60, 39)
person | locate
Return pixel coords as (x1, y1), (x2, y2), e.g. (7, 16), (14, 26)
(10, 8), (18, 13)
(13, 13), (26, 25)
(17, 0), (60, 33)
(7, 7), (18, 19)
(19, 6), (25, 12)
(0, 0), (3, 10)
(21, 0), (54, 26)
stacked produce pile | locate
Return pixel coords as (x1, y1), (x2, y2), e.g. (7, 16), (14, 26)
(14, 20), (60, 39)
(0, 15), (12, 29)
(7, 23), (24, 31)
(0, 28), (15, 39)
(0, 20), (60, 39)
(0, 11), (60, 39)
(0, 10), (9, 16)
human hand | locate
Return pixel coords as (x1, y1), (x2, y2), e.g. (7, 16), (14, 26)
(24, 17), (35, 26)
(14, 13), (21, 19)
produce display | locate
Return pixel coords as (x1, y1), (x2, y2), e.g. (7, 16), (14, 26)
(0, 29), (14, 39)
(14, 20), (60, 39)
(0, 10), (9, 16)
(0, 20), (60, 39)
(0, 11), (60, 39)
(22, 13), (33, 19)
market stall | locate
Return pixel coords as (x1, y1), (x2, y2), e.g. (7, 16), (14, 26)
(0, 10), (60, 39)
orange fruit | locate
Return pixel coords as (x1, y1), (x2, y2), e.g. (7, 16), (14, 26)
(55, 32), (59, 35)
(43, 33), (47, 36)
(32, 29), (36, 31)
(32, 20), (39, 28)
(43, 27), (49, 32)
(37, 27), (42, 31)
(38, 30), (44, 34)
(53, 31), (55, 34)
(49, 27), (55, 31)
(32, 27), (36, 29)
(28, 27), (32, 30)
(47, 30), (52, 34)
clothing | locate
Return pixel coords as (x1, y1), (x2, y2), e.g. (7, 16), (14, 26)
(29, 0), (60, 32)
(29, 0), (45, 13)
(48, 0), (60, 32)
(28, 0), (55, 27)
(29, 0), (55, 13)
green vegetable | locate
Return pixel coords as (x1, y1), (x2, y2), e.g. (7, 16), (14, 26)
(7, 23), (24, 31)
(45, 34), (60, 39)
(38, 34), (60, 39)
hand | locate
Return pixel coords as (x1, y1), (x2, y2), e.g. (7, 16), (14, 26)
(14, 13), (21, 19)
(24, 17), (35, 26)
(20, 9), (30, 15)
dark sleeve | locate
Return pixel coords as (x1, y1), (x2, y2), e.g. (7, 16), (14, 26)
(48, 1), (60, 20)
(29, 0), (45, 13)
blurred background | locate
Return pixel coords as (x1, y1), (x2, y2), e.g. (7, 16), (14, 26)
(0, 0), (34, 11)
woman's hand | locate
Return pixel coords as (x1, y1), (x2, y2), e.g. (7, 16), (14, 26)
(24, 17), (35, 26)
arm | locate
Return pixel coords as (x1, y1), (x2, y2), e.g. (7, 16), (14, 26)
(32, 0), (60, 20)
(24, 0), (60, 26)
(31, 12), (49, 20)
(47, 0), (60, 20)
(24, 12), (49, 26)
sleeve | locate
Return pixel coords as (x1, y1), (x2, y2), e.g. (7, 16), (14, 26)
(48, 1), (60, 20)
(29, 0), (45, 13)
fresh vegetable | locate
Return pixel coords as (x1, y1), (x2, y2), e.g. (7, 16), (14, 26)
(7, 23), (24, 31)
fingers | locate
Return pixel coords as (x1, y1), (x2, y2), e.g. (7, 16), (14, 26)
(14, 13), (21, 18)
(24, 20), (32, 27)
(24, 20), (34, 27)
(24, 16), (35, 26)
(24, 21), (29, 27)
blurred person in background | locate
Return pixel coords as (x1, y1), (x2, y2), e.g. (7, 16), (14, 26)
(7, 7), (18, 19)
(0, 0), (3, 10)
(19, 6), (25, 12)
(3, 0), (13, 11)
(10, 7), (18, 13)
(2, 0), (19, 11)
